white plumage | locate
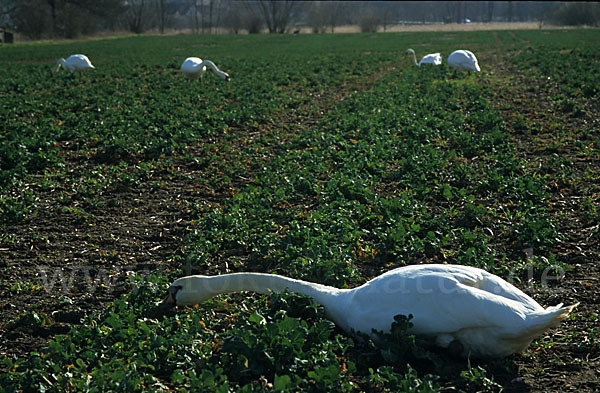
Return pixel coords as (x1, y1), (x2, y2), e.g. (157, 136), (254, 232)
(181, 57), (230, 81)
(163, 264), (577, 358)
(52, 54), (95, 75)
(405, 48), (442, 66)
(448, 49), (481, 72)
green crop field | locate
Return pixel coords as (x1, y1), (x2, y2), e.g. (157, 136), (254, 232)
(1, 29), (599, 392)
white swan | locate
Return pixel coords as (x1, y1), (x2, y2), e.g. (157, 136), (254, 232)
(448, 49), (480, 72)
(181, 57), (230, 81)
(163, 264), (577, 358)
(405, 48), (442, 66)
(52, 54), (95, 75)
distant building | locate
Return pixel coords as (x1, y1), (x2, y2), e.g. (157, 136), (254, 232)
(0, 28), (14, 43)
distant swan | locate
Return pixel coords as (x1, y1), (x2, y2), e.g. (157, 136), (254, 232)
(181, 57), (230, 81)
(405, 48), (442, 66)
(163, 264), (577, 358)
(52, 54), (95, 75)
(448, 49), (480, 72)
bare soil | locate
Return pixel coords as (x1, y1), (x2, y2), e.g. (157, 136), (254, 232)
(476, 43), (600, 392)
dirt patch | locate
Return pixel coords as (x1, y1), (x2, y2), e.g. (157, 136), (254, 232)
(481, 51), (600, 393)
(0, 153), (219, 358)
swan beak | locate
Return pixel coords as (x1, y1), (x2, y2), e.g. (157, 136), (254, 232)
(161, 285), (182, 306)
(225, 75), (230, 82)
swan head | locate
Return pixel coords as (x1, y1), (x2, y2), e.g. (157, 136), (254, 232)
(162, 275), (215, 306)
(52, 58), (66, 75)
(217, 70), (230, 81)
(405, 49), (415, 55)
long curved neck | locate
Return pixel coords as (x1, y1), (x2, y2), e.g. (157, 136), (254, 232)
(206, 273), (340, 300)
(200, 60), (227, 79)
(197, 273), (350, 326)
(410, 52), (418, 66)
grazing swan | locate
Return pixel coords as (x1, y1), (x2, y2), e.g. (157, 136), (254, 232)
(405, 48), (442, 66)
(448, 49), (480, 72)
(181, 57), (230, 81)
(163, 264), (577, 358)
(52, 54), (95, 75)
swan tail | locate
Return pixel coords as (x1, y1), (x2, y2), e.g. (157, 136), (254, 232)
(523, 302), (578, 336)
(500, 303), (578, 356)
(545, 302), (578, 319)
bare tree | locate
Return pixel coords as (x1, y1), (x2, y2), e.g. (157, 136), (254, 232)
(245, 14), (263, 34)
(358, 3), (380, 33)
(209, 0), (224, 34)
(0, 0), (19, 26)
(549, 2), (600, 26)
(187, 0), (199, 33)
(506, 1), (514, 22)
(10, 0), (52, 38)
(254, 0), (297, 33)
(239, 0), (264, 33)
(9, 0), (124, 38)
(307, 1), (328, 33)
(487, 1), (494, 22)
(378, 3), (400, 32)
(126, 0), (148, 33)
(222, 1), (244, 33)
(158, 0), (166, 33)
(326, 1), (343, 33)
(194, 0), (208, 33)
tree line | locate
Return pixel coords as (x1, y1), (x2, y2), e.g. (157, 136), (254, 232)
(1, 1), (598, 40)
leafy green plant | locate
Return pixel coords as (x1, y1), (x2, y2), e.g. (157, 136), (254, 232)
(367, 365), (440, 393)
(459, 357), (503, 392)
(457, 203), (488, 229)
(513, 214), (559, 256)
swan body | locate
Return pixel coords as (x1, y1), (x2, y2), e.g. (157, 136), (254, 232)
(52, 54), (95, 74)
(448, 49), (480, 72)
(405, 49), (442, 66)
(181, 57), (230, 81)
(164, 264), (577, 358)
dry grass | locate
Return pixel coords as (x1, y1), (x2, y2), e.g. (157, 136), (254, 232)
(14, 22), (594, 43)
(336, 22), (546, 33)
(297, 22), (593, 34)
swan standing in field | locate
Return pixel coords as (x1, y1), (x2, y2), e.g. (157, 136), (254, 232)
(181, 57), (230, 81)
(163, 264), (577, 358)
(448, 49), (480, 72)
(405, 48), (442, 66)
(52, 54), (95, 75)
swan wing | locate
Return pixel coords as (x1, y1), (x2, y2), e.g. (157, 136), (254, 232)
(419, 53), (442, 65)
(343, 264), (542, 336)
(448, 50), (479, 71)
(65, 55), (94, 72)
(181, 57), (206, 79)
(182, 57), (202, 68)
